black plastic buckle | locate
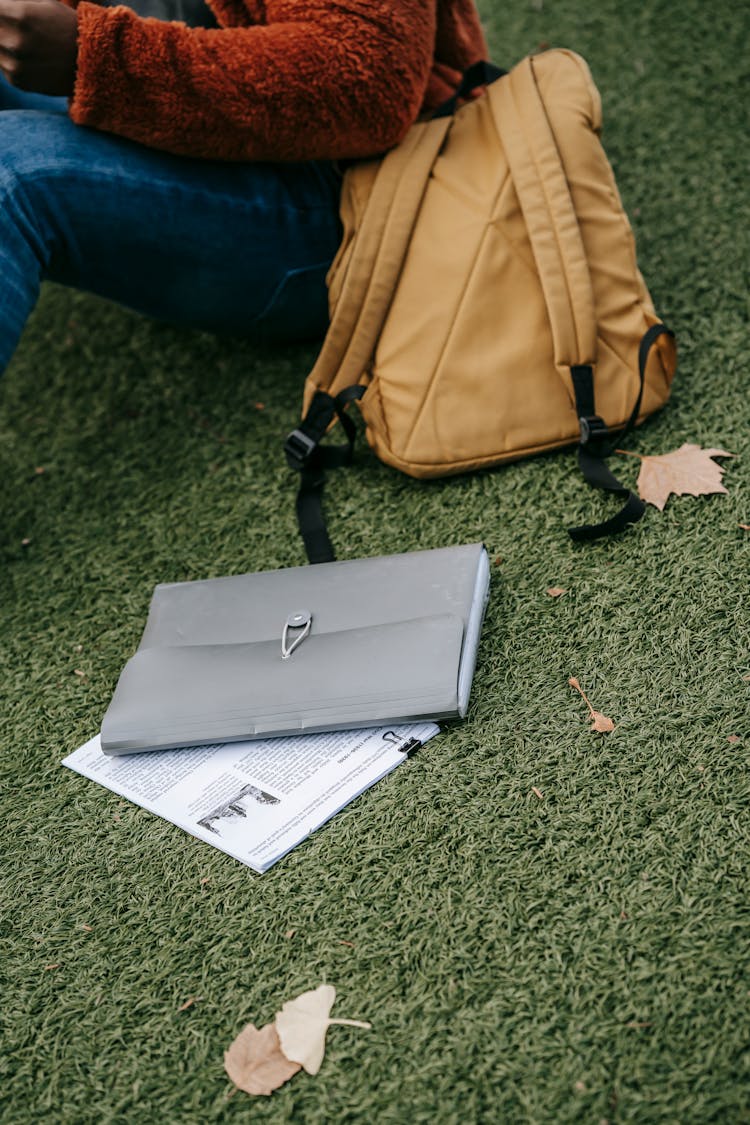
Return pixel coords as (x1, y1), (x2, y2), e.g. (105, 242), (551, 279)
(284, 428), (317, 470)
(579, 415), (610, 446)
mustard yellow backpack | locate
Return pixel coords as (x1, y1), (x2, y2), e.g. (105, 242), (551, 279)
(284, 49), (677, 561)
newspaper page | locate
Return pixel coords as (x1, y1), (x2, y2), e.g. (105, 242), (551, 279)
(62, 723), (438, 873)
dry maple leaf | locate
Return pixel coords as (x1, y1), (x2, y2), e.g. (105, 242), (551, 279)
(568, 677), (616, 733)
(224, 1022), (301, 1096)
(616, 444), (734, 511)
(275, 984), (371, 1076)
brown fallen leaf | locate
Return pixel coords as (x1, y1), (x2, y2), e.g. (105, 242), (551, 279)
(178, 996), (202, 1012)
(81, 924), (93, 932)
(284, 929), (296, 939)
(275, 984), (371, 1076)
(338, 940), (355, 948)
(531, 786), (544, 800)
(546, 586), (567, 598)
(727, 735), (741, 744)
(568, 677), (616, 733)
(616, 443), (734, 511)
(224, 1023), (301, 1096)
(43, 963), (60, 971)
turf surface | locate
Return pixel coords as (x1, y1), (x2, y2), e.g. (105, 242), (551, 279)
(1, 1), (749, 1121)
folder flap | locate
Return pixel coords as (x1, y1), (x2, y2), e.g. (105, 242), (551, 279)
(101, 613), (465, 755)
(140, 542), (486, 648)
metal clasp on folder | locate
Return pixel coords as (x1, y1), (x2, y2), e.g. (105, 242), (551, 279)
(281, 610), (312, 660)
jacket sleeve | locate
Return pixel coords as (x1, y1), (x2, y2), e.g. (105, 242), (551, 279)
(69, 0), (437, 161)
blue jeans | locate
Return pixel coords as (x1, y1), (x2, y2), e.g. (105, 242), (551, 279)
(0, 81), (343, 372)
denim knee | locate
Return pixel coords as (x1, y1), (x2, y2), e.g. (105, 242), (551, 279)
(0, 114), (66, 370)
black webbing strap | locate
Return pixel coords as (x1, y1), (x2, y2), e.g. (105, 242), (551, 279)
(432, 60), (507, 118)
(284, 385), (365, 564)
(568, 324), (674, 542)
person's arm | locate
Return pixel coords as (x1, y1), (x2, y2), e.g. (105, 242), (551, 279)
(69, 0), (436, 161)
(0, 0), (218, 97)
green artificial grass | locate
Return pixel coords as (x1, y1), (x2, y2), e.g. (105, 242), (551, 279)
(1, 1), (749, 1121)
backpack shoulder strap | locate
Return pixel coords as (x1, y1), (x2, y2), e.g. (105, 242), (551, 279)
(490, 52), (646, 540)
(489, 52), (598, 394)
(284, 116), (452, 564)
(305, 115), (453, 404)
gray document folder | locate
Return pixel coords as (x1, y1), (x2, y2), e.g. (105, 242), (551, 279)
(100, 543), (490, 755)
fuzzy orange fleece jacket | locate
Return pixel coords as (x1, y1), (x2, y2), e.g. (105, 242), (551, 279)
(66, 0), (488, 161)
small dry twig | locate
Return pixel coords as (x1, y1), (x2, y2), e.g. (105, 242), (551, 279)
(568, 677), (615, 733)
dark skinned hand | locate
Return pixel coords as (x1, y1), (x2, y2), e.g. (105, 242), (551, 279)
(0, 0), (78, 97)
